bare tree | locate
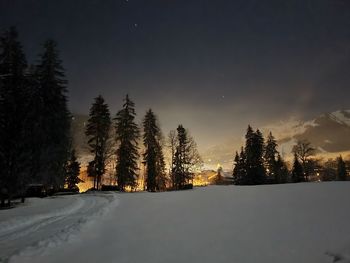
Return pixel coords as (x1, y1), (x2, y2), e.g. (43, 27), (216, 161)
(167, 130), (177, 187)
(292, 140), (315, 181)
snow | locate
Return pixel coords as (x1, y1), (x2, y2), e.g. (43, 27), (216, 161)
(0, 192), (118, 262)
(263, 117), (319, 140)
(329, 110), (350, 127)
(2, 183), (350, 263)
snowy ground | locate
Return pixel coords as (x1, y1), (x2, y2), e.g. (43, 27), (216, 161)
(1, 183), (350, 263)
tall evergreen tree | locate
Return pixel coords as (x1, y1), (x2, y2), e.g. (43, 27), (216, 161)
(336, 155), (347, 181)
(172, 125), (189, 189)
(65, 149), (81, 190)
(264, 132), (278, 182)
(245, 126), (265, 184)
(232, 151), (240, 184)
(36, 39), (71, 190)
(142, 109), (166, 192)
(0, 27), (29, 205)
(115, 95), (140, 191)
(232, 148), (247, 185)
(85, 95), (111, 189)
(291, 153), (304, 183)
(171, 125), (201, 189)
(275, 154), (289, 184)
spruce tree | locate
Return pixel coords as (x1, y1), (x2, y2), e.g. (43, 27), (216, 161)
(115, 95), (140, 191)
(264, 132), (278, 182)
(172, 125), (189, 189)
(85, 95), (111, 189)
(65, 149), (81, 190)
(336, 155), (347, 181)
(232, 151), (240, 184)
(36, 39), (71, 190)
(171, 125), (202, 189)
(291, 153), (304, 183)
(0, 27), (29, 204)
(275, 154), (289, 184)
(245, 126), (265, 185)
(142, 109), (166, 192)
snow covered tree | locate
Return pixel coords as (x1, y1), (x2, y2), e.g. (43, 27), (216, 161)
(264, 132), (278, 182)
(336, 155), (347, 181)
(291, 153), (304, 183)
(85, 95), (111, 189)
(115, 95), (140, 191)
(65, 149), (81, 190)
(35, 39), (71, 190)
(0, 27), (30, 205)
(142, 109), (166, 192)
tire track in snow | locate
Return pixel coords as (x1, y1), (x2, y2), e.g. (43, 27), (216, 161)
(0, 192), (118, 263)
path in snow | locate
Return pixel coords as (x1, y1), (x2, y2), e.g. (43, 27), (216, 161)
(0, 192), (118, 262)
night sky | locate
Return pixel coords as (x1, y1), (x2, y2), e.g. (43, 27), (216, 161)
(1, 0), (350, 150)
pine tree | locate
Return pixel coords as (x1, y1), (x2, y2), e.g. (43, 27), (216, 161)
(0, 27), (29, 205)
(336, 155), (347, 181)
(142, 109), (166, 192)
(85, 95), (111, 190)
(264, 132), (278, 182)
(115, 95), (140, 191)
(172, 125), (202, 189)
(291, 153), (304, 183)
(65, 149), (81, 190)
(275, 154), (289, 184)
(36, 39), (71, 190)
(232, 151), (240, 184)
(172, 125), (189, 189)
(244, 126), (265, 185)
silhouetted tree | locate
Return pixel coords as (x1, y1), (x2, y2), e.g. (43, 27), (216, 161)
(85, 95), (111, 190)
(233, 148), (247, 185)
(291, 153), (304, 183)
(172, 125), (202, 189)
(65, 149), (81, 190)
(36, 39), (71, 190)
(274, 154), (289, 184)
(264, 132), (278, 182)
(320, 159), (337, 181)
(215, 166), (223, 185)
(245, 126), (265, 184)
(292, 140), (315, 181)
(336, 155), (347, 181)
(115, 95), (140, 191)
(142, 109), (166, 192)
(0, 27), (29, 205)
(167, 130), (177, 188)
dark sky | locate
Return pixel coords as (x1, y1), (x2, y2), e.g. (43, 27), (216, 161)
(1, 0), (350, 150)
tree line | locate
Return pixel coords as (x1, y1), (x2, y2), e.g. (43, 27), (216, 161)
(85, 94), (202, 192)
(232, 125), (348, 185)
(0, 27), (80, 207)
(0, 27), (202, 207)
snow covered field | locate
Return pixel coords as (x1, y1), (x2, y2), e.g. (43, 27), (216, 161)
(1, 183), (350, 263)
